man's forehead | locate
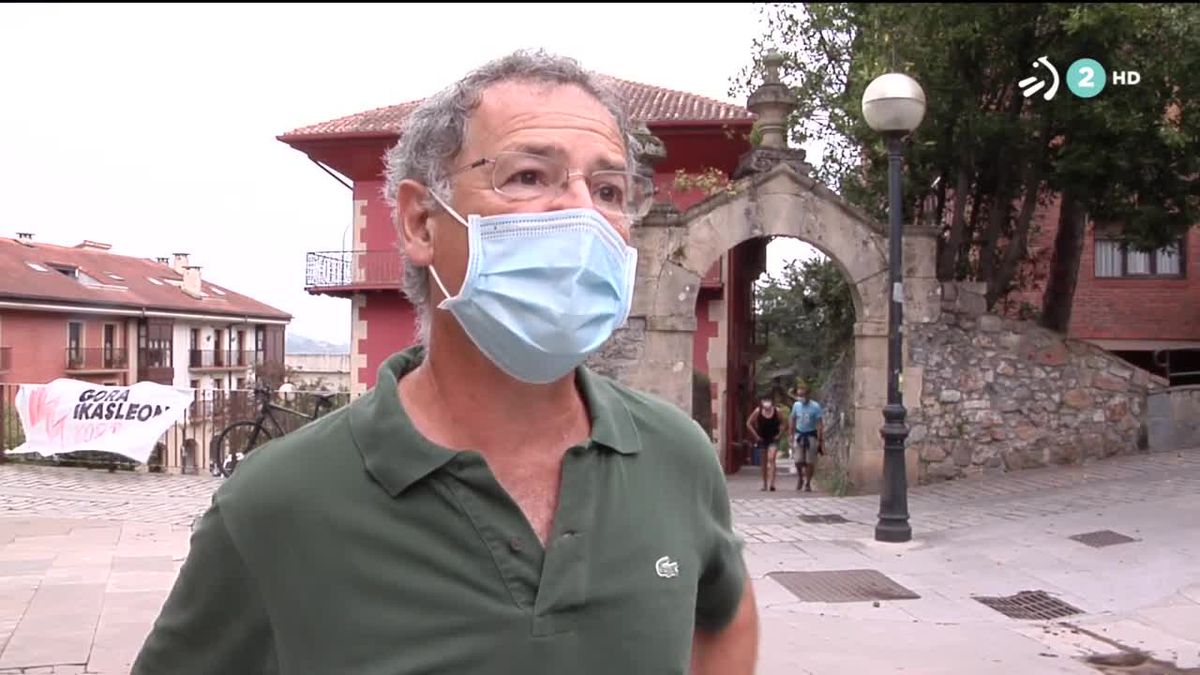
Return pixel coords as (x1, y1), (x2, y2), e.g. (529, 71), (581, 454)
(466, 80), (623, 148)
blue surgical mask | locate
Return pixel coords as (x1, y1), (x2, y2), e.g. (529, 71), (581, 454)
(426, 193), (638, 384)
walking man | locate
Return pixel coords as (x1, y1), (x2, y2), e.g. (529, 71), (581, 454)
(133, 49), (757, 675)
(789, 382), (824, 492)
(745, 395), (782, 491)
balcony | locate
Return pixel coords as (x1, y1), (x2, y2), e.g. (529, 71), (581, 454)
(137, 348), (173, 384)
(305, 250), (402, 298)
(66, 347), (128, 372)
(0, 347), (10, 373)
(189, 350), (253, 371)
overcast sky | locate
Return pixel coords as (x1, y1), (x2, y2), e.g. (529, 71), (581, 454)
(0, 3), (820, 345)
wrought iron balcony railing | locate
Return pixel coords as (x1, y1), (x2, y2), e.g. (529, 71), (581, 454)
(305, 250), (402, 291)
(66, 347), (129, 371)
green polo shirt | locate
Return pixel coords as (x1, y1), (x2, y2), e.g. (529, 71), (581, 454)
(133, 346), (746, 675)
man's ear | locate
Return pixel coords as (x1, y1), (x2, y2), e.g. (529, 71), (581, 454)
(395, 179), (436, 267)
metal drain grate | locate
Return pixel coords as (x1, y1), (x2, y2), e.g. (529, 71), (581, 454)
(798, 514), (851, 524)
(1069, 530), (1138, 548)
(973, 590), (1083, 620)
(768, 569), (920, 603)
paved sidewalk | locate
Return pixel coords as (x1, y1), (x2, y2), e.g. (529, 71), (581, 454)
(736, 449), (1200, 674)
(0, 450), (1195, 673)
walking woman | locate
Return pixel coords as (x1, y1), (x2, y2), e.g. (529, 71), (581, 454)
(745, 394), (783, 491)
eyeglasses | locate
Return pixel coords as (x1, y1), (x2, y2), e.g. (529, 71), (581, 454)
(450, 151), (655, 224)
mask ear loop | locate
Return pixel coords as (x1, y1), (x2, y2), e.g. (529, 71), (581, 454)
(424, 189), (471, 309)
(429, 266), (456, 309)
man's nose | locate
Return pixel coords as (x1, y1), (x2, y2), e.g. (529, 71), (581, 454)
(549, 172), (596, 211)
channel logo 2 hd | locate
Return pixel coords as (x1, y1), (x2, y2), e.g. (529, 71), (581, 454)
(1019, 56), (1140, 100)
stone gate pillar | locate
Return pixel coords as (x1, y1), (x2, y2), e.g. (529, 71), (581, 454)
(849, 224), (941, 493)
(586, 123), (697, 413)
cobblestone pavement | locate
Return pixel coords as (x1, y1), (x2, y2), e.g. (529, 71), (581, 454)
(730, 449), (1200, 544)
(0, 465), (217, 528)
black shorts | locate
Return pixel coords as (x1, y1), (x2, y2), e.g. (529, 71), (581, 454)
(757, 438), (780, 451)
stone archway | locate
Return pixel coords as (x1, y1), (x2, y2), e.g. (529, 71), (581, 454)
(591, 159), (942, 494)
(586, 51), (941, 493)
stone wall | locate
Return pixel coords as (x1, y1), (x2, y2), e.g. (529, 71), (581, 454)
(585, 318), (647, 383)
(907, 282), (1167, 482)
(817, 347), (855, 471)
(1146, 385), (1200, 451)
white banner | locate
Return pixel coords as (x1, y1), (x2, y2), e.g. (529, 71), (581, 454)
(9, 379), (193, 464)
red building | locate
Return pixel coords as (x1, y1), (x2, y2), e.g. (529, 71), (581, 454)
(280, 76), (765, 442)
(0, 235), (290, 389)
(1001, 203), (1200, 385)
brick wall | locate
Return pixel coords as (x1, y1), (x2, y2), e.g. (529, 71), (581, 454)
(1000, 195), (1199, 341)
(1070, 225), (1199, 340)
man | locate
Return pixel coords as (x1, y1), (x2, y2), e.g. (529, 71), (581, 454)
(745, 394), (782, 492)
(788, 382), (824, 492)
(133, 50), (757, 675)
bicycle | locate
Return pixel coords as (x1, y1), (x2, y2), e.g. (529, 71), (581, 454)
(209, 384), (337, 478)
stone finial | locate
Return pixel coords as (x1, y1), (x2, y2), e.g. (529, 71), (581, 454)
(732, 49), (812, 180)
(631, 120), (667, 179)
(746, 51), (798, 151)
(762, 49), (784, 85)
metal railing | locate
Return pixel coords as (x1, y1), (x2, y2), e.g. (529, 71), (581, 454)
(0, 383), (350, 473)
(305, 250), (402, 290)
(189, 350), (253, 369)
(65, 348), (128, 371)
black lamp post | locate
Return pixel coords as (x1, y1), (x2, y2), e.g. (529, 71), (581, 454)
(861, 73), (927, 543)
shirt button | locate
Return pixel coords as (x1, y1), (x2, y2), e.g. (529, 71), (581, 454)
(509, 537), (523, 553)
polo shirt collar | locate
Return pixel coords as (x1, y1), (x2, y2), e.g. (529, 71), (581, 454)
(348, 346), (455, 498)
(349, 346), (642, 497)
(576, 365), (642, 456)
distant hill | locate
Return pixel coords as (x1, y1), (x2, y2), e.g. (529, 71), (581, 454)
(286, 333), (350, 355)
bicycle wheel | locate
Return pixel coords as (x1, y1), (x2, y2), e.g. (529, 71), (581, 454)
(210, 421), (273, 478)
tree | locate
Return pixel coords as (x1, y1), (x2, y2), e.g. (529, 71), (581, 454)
(733, 4), (1200, 327)
(1038, 4), (1200, 331)
(753, 252), (855, 393)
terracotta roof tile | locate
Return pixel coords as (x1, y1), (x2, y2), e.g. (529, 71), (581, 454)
(279, 76), (754, 141)
(0, 238), (291, 321)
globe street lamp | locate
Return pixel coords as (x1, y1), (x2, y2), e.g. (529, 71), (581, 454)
(861, 72), (926, 543)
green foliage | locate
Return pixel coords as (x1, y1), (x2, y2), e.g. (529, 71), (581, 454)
(734, 3), (1200, 309)
(753, 251), (855, 393)
(1, 405), (24, 452)
(815, 461), (853, 497)
(672, 167), (734, 197)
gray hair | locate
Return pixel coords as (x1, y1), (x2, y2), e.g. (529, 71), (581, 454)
(382, 49), (640, 345)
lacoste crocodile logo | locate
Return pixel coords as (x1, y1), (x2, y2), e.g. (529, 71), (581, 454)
(655, 556), (679, 579)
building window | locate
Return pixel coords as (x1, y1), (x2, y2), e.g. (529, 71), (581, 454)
(236, 377), (246, 390)
(103, 324), (117, 368)
(68, 322), (83, 364)
(1095, 239), (1185, 278)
